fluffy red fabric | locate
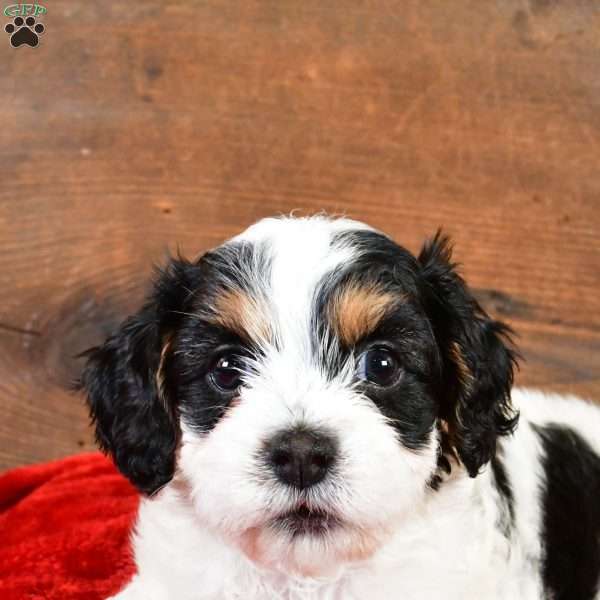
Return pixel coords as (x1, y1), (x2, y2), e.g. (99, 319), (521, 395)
(0, 453), (139, 600)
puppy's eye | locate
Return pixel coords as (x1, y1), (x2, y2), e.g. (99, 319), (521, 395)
(209, 354), (245, 393)
(357, 347), (401, 387)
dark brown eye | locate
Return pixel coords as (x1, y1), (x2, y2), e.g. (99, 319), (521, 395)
(209, 354), (244, 392)
(357, 347), (401, 387)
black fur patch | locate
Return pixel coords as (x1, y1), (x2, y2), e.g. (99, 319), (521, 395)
(490, 448), (515, 536)
(537, 424), (600, 600)
(316, 230), (440, 451)
(164, 241), (272, 433)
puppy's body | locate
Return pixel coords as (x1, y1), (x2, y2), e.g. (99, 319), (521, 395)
(80, 217), (600, 600)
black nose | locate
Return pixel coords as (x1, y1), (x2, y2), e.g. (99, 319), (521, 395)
(266, 429), (337, 489)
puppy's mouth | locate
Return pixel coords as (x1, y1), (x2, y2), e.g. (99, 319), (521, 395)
(272, 504), (341, 537)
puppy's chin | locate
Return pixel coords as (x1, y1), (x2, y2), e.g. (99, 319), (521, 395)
(238, 521), (382, 578)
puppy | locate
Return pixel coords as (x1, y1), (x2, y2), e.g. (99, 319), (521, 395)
(80, 216), (600, 600)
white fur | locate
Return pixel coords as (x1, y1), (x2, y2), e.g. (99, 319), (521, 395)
(108, 218), (600, 599)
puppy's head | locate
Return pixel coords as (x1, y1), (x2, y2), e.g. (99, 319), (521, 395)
(80, 216), (518, 576)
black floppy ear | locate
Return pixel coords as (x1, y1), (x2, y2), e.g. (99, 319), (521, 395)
(418, 232), (519, 477)
(79, 258), (198, 494)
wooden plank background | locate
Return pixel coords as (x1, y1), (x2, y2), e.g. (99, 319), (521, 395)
(0, 1), (599, 471)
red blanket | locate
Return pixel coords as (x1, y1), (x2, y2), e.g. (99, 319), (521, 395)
(0, 453), (139, 600)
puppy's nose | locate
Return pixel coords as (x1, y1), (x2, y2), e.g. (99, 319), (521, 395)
(266, 429), (337, 489)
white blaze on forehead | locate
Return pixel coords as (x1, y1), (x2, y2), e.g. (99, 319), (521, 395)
(234, 216), (374, 356)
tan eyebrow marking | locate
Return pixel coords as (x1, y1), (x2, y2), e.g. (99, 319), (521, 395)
(329, 282), (403, 346)
(211, 288), (273, 345)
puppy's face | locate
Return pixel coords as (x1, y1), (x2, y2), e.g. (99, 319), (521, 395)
(81, 217), (517, 576)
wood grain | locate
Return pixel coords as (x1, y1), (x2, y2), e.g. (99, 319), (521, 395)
(0, 0), (599, 471)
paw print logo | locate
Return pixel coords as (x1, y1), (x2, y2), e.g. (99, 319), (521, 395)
(5, 16), (45, 47)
